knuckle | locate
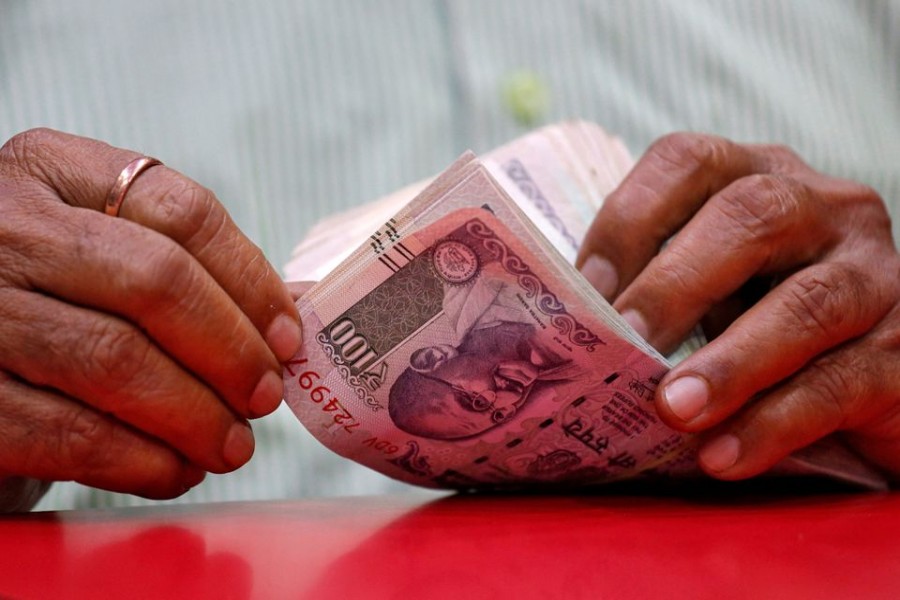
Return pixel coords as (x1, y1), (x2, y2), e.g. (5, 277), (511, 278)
(648, 132), (731, 176)
(130, 240), (198, 306)
(654, 247), (707, 296)
(716, 174), (804, 241)
(159, 179), (228, 247)
(55, 407), (117, 474)
(602, 178), (662, 226)
(802, 360), (854, 429)
(125, 239), (217, 329)
(782, 264), (867, 337)
(0, 128), (59, 168)
(82, 319), (154, 390)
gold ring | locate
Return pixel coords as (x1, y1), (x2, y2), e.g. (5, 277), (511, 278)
(105, 156), (163, 217)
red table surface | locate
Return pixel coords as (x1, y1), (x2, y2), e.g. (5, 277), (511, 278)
(1, 483), (899, 599)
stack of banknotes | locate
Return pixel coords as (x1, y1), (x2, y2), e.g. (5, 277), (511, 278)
(283, 121), (886, 491)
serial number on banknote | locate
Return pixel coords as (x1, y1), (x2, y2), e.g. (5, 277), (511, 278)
(285, 358), (360, 434)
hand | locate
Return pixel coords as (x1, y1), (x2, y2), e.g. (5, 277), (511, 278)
(576, 132), (900, 482)
(0, 128), (301, 508)
(286, 281), (315, 301)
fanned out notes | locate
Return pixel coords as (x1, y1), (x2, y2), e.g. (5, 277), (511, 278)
(283, 121), (887, 491)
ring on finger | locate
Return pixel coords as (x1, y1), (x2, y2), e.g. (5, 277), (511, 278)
(105, 156), (163, 217)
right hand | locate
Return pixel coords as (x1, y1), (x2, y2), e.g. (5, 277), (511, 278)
(577, 132), (900, 482)
(0, 128), (301, 508)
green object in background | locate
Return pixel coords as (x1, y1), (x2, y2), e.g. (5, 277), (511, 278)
(502, 70), (550, 126)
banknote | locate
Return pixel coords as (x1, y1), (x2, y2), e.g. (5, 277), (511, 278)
(284, 120), (631, 281)
(284, 158), (690, 489)
(284, 121), (887, 490)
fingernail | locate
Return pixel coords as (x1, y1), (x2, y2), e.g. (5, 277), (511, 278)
(224, 421), (255, 469)
(699, 434), (741, 473)
(663, 375), (708, 422)
(580, 255), (619, 299)
(621, 308), (650, 341)
(266, 314), (303, 362)
(249, 370), (283, 417)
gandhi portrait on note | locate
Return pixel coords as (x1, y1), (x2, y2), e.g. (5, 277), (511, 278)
(388, 261), (574, 440)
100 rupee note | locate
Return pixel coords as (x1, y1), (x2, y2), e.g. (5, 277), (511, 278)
(284, 156), (688, 489)
(284, 122), (887, 490)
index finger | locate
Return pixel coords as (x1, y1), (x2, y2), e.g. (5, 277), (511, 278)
(576, 133), (763, 299)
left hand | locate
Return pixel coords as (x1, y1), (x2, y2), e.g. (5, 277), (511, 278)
(576, 132), (900, 482)
(0, 128), (302, 507)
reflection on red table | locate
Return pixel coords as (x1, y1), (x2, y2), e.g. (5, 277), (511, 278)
(2, 486), (899, 599)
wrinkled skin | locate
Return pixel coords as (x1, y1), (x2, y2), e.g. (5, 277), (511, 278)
(0, 129), (302, 510)
(577, 132), (900, 483)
